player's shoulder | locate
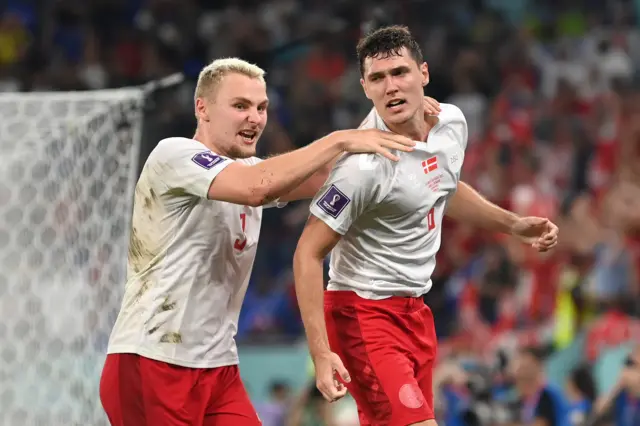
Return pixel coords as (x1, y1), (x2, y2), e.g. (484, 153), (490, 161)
(336, 151), (390, 175)
(153, 137), (206, 157)
(434, 103), (468, 150)
(436, 103), (466, 127)
(149, 137), (233, 168)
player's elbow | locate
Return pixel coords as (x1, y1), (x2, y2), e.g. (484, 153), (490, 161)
(239, 176), (274, 206)
(244, 169), (280, 207)
(245, 189), (271, 207)
(206, 183), (269, 207)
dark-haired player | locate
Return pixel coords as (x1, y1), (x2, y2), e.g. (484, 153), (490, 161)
(294, 26), (559, 426)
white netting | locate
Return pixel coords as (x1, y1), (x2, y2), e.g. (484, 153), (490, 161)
(0, 89), (144, 426)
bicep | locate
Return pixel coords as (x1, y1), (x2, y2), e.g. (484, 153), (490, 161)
(296, 215), (342, 260)
(206, 162), (266, 206)
(444, 181), (469, 219)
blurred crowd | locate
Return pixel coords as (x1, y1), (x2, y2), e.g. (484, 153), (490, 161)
(252, 345), (640, 426)
(3, 0), (640, 424)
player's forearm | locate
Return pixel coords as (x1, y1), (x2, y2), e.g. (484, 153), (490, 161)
(248, 133), (345, 204)
(293, 250), (331, 358)
(445, 181), (519, 234)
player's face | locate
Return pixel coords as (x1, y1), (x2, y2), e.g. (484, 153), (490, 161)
(202, 73), (268, 159)
(360, 47), (429, 126)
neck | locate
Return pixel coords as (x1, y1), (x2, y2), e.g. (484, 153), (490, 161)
(193, 126), (235, 159)
(385, 108), (433, 141)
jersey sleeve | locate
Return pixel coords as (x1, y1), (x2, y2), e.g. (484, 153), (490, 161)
(152, 139), (233, 198)
(309, 153), (389, 235)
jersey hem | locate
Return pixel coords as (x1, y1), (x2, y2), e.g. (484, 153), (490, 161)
(107, 345), (239, 369)
(327, 284), (431, 300)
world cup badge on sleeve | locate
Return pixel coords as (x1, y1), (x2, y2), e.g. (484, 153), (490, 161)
(317, 185), (350, 218)
(192, 151), (225, 169)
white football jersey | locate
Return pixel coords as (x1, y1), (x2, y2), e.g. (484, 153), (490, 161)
(310, 104), (467, 299)
(107, 137), (283, 368)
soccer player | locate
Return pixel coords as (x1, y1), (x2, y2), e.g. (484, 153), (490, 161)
(293, 26), (559, 426)
(99, 57), (424, 426)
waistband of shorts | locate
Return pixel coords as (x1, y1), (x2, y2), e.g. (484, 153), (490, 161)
(324, 290), (425, 310)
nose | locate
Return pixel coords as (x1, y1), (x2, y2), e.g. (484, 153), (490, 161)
(247, 107), (261, 124)
(384, 75), (399, 96)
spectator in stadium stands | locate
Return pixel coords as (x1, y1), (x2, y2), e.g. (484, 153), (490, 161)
(612, 348), (640, 426)
(256, 381), (291, 426)
(433, 361), (470, 426)
(511, 347), (569, 426)
(585, 298), (640, 363)
(285, 381), (333, 426)
(565, 365), (596, 426)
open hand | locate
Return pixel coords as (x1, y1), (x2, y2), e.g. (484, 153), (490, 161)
(511, 217), (559, 252)
(334, 128), (415, 161)
(313, 352), (351, 402)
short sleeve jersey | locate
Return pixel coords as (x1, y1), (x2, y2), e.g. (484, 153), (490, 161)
(107, 137), (283, 368)
(310, 104), (468, 299)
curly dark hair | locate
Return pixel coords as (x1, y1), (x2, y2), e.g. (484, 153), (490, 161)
(356, 25), (424, 76)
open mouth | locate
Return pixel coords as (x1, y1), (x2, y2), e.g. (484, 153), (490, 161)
(238, 129), (257, 143)
(386, 99), (406, 109)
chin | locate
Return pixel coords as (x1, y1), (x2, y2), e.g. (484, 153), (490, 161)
(230, 144), (257, 159)
(381, 110), (414, 126)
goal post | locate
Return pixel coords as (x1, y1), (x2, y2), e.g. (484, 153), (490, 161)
(0, 78), (180, 425)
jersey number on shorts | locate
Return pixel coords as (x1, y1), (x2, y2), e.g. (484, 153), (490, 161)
(427, 208), (436, 231)
(234, 213), (247, 251)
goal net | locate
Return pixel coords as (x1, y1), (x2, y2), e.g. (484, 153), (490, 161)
(0, 89), (145, 425)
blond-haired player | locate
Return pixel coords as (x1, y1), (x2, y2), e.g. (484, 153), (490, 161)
(98, 57), (433, 425)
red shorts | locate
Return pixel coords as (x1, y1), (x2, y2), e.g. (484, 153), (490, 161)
(99, 353), (261, 426)
(325, 291), (437, 426)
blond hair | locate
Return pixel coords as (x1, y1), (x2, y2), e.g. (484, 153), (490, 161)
(194, 57), (265, 104)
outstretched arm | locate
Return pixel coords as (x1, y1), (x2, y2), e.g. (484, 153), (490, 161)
(446, 182), (559, 251)
(280, 96), (442, 202)
(208, 129), (413, 206)
(445, 181), (519, 234)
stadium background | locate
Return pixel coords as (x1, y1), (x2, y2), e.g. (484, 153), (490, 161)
(1, 0), (640, 425)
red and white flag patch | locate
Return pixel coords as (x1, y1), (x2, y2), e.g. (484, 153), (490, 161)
(422, 157), (438, 174)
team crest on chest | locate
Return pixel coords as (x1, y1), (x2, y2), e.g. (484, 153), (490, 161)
(421, 156), (442, 192)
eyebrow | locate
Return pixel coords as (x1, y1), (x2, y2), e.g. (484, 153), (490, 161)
(231, 97), (269, 105)
(367, 65), (411, 81)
